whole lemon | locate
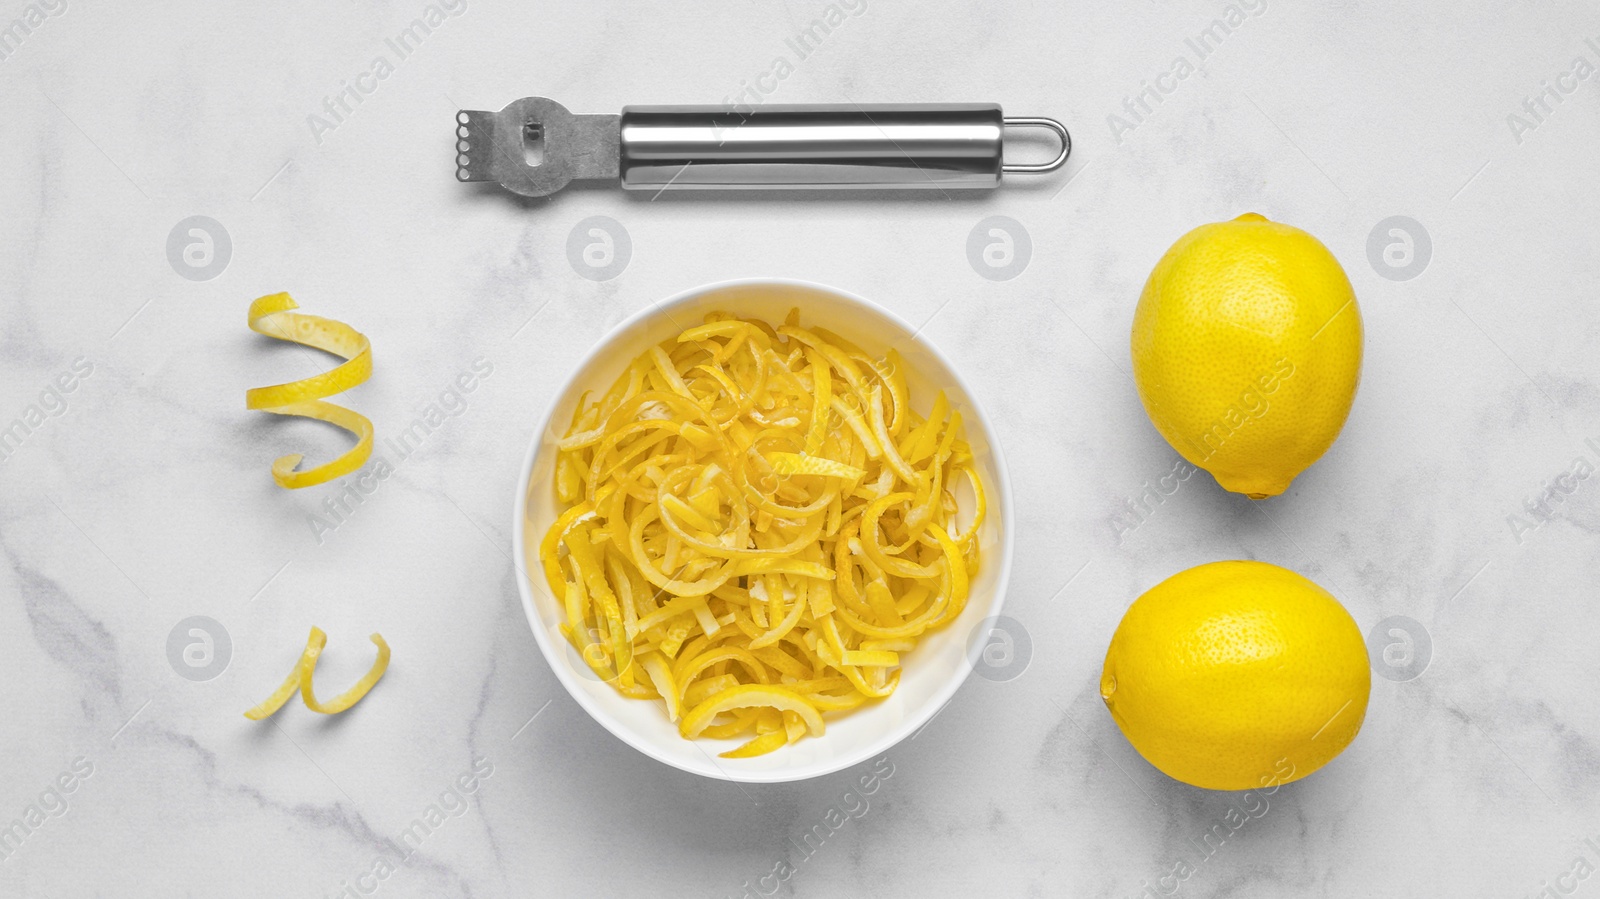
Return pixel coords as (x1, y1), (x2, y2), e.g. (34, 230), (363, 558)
(1100, 560), (1370, 791)
(1130, 214), (1362, 498)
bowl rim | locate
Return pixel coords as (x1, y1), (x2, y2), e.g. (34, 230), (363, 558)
(511, 277), (1015, 783)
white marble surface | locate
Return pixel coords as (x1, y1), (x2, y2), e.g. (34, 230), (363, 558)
(3, 0), (1599, 896)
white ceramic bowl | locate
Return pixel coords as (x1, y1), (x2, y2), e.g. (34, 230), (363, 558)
(513, 278), (1013, 783)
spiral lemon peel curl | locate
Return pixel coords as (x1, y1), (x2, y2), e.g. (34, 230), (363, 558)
(246, 293), (374, 489)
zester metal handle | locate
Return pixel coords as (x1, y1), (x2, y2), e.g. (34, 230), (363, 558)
(622, 104), (1030, 190)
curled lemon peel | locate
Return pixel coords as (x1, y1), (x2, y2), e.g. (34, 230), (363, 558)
(246, 293), (374, 489)
(541, 310), (984, 757)
(243, 626), (390, 720)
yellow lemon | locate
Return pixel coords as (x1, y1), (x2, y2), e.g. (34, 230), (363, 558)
(1131, 214), (1362, 498)
(1100, 560), (1370, 791)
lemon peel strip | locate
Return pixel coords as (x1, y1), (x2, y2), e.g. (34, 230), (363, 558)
(720, 728), (789, 758)
(246, 293), (374, 489)
(243, 626), (390, 719)
(681, 684), (824, 739)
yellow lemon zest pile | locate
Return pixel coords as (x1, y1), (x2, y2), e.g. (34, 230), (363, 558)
(542, 310), (985, 757)
(244, 627), (391, 720)
(246, 293), (374, 489)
